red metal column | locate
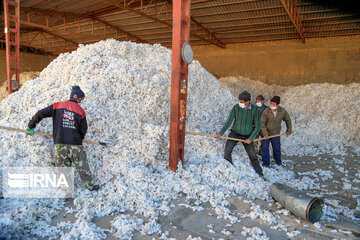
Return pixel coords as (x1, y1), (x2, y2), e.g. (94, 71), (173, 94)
(3, 0), (21, 94)
(169, 0), (191, 171)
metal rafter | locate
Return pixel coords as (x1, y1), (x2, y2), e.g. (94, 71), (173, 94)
(280, 0), (305, 43)
(13, 16), (97, 39)
(21, 7), (149, 43)
(3, 0), (358, 51)
(49, 0), (80, 11)
(0, 39), (56, 54)
(22, 29), (78, 47)
(215, 25), (295, 35)
(165, 0), (225, 48)
(32, 0), (52, 8)
(102, 0), (226, 48)
(190, 17), (225, 48)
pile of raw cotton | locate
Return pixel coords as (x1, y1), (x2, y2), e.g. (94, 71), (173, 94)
(220, 76), (360, 156)
(0, 39), (359, 239)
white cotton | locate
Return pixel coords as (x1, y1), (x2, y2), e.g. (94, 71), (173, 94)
(0, 39), (359, 239)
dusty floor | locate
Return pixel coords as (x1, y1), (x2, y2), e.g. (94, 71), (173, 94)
(50, 152), (360, 240)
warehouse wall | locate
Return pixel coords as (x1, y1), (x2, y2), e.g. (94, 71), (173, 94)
(0, 50), (55, 85)
(1, 36), (359, 88)
(192, 36), (360, 86)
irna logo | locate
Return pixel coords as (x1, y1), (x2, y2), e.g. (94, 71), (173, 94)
(7, 173), (69, 188)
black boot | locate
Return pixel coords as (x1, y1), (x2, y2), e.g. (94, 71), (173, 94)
(89, 185), (100, 191)
(250, 160), (263, 177)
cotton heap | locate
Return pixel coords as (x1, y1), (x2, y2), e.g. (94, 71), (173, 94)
(0, 39), (358, 239)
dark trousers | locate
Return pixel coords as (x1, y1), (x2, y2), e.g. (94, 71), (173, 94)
(224, 130), (263, 176)
(254, 133), (263, 155)
(261, 136), (281, 166)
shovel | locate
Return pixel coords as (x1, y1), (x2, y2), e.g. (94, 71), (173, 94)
(0, 126), (114, 147)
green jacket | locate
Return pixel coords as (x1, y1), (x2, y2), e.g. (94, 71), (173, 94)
(219, 104), (261, 141)
(261, 106), (292, 136)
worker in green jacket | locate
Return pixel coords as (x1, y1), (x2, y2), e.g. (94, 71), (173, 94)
(216, 91), (263, 177)
(260, 96), (292, 167)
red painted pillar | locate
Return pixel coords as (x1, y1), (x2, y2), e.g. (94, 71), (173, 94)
(169, 0), (191, 171)
(3, 0), (21, 94)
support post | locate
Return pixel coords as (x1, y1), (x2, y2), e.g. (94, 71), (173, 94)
(169, 0), (191, 171)
(3, 0), (21, 94)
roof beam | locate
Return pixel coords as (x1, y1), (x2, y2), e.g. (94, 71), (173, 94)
(66, 0), (104, 12)
(190, 0), (257, 11)
(0, 39), (57, 54)
(191, 17), (226, 48)
(192, 5), (284, 18)
(305, 20), (360, 27)
(18, 29), (79, 53)
(32, 0), (52, 8)
(21, 7), (149, 43)
(14, 18), (125, 47)
(302, 14), (355, 21)
(280, 0), (305, 43)
(102, 0), (226, 48)
(165, 0), (225, 48)
(306, 32), (360, 38)
(35, 29), (78, 46)
(215, 25), (295, 34)
(49, 0), (80, 11)
(16, 17), (98, 39)
(223, 36), (300, 44)
(304, 27), (360, 33)
(218, 31), (298, 39)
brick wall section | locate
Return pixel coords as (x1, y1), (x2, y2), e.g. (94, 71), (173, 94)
(192, 36), (360, 86)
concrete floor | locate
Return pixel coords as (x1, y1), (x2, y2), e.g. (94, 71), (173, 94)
(49, 151), (360, 240)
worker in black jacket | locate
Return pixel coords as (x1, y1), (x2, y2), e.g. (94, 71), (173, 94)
(27, 85), (99, 191)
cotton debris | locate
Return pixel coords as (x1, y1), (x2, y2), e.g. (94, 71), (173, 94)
(0, 39), (359, 239)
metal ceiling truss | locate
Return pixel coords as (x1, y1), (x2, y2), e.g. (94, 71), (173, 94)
(1, 0), (359, 54)
(280, 0), (305, 43)
(20, 7), (148, 43)
(102, 0), (226, 48)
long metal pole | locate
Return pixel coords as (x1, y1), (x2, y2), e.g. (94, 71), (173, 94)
(3, 0), (21, 94)
(3, 0), (12, 94)
(169, 0), (191, 172)
(15, 0), (20, 87)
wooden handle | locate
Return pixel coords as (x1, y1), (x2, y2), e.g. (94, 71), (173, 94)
(0, 126), (52, 137)
(186, 131), (292, 144)
(237, 132), (292, 145)
(185, 131), (245, 142)
(254, 133), (289, 142)
(0, 125), (102, 146)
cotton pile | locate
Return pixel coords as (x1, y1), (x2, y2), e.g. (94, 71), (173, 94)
(0, 39), (358, 239)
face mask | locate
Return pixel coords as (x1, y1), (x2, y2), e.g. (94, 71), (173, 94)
(239, 102), (246, 109)
(256, 102), (262, 107)
(270, 106), (277, 110)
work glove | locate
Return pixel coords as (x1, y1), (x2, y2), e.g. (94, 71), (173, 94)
(26, 127), (34, 136)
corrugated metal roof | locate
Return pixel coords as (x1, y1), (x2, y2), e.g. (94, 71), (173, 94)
(1, 0), (359, 54)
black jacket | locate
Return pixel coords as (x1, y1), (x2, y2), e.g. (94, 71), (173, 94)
(28, 99), (87, 145)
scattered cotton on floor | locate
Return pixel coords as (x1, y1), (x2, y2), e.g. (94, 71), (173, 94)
(0, 39), (359, 239)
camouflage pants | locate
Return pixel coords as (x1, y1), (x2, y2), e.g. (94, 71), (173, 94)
(54, 144), (93, 189)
